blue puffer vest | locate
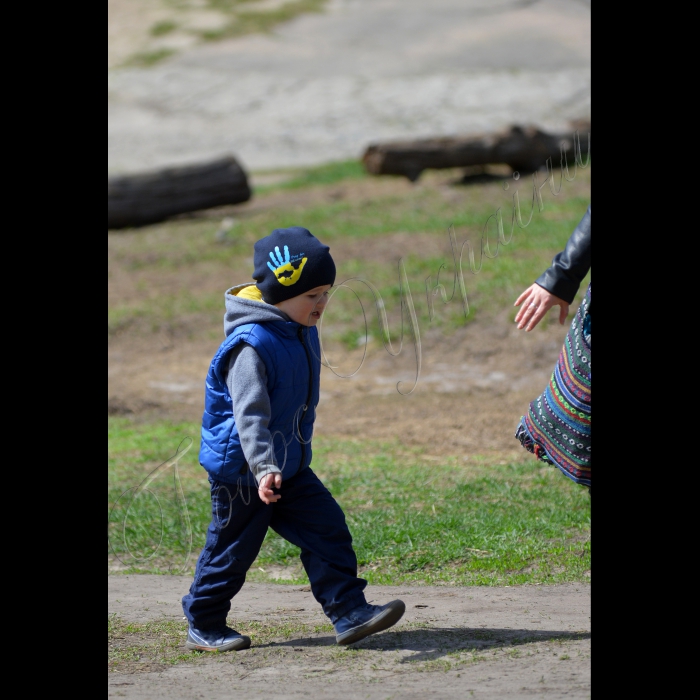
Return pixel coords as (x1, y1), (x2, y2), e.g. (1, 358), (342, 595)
(199, 321), (321, 486)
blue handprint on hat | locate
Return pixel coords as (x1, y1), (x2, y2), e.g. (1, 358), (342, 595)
(267, 245), (308, 286)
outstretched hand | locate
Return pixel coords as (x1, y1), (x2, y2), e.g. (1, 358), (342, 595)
(258, 472), (282, 504)
(514, 284), (569, 331)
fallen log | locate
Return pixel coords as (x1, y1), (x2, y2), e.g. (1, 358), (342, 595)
(362, 125), (589, 182)
(108, 155), (251, 229)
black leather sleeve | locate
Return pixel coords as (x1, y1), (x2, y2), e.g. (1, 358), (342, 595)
(535, 205), (591, 304)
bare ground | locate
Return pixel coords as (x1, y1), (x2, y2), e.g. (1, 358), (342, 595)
(108, 576), (590, 699)
(108, 244), (589, 696)
(108, 311), (565, 462)
(108, 0), (590, 173)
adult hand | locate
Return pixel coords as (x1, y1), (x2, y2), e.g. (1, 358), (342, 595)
(258, 472), (282, 504)
(514, 284), (569, 331)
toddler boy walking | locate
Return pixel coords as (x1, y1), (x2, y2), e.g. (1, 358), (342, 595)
(182, 226), (405, 651)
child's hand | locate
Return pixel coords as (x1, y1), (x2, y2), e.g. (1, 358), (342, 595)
(258, 472), (282, 504)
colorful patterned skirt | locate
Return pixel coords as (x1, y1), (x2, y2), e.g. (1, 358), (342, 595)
(515, 284), (591, 487)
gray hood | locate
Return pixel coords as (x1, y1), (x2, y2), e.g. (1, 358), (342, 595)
(223, 284), (290, 336)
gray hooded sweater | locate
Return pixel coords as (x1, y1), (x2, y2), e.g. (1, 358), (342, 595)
(222, 284), (292, 486)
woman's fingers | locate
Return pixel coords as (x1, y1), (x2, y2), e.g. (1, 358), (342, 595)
(514, 290), (535, 323)
(514, 287), (533, 307)
(518, 296), (545, 329)
(524, 306), (548, 331)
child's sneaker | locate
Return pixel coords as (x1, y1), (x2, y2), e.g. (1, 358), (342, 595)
(186, 625), (251, 652)
(334, 600), (406, 645)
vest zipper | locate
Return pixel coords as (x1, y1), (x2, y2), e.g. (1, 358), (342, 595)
(297, 326), (314, 471)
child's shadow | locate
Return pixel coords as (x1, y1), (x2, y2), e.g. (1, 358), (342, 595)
(264, 626), (590, 663)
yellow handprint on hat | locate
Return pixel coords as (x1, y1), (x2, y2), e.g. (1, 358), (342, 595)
(267, 246), (308, 286)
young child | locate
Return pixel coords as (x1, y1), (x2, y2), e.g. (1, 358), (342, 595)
(182, 226), (405, 652)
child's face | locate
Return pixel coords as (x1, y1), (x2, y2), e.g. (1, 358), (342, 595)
(274, 284), (331, 326)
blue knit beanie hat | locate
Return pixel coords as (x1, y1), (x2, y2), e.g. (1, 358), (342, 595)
(253, 226), (336, 305)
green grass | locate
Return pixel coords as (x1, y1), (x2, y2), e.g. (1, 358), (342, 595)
(199, 0), (327, 41)
(126, 48), (176, 67)
(108, 161), (590, 345)
(109, 418), (590, 584)
(108, 419), (210, 574)
(150, 20), (177, 37)
(108, 616), (194, 671)
(254, 160), (368, 192)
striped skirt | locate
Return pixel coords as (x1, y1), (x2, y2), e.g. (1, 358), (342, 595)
(515, 284), (591, 487)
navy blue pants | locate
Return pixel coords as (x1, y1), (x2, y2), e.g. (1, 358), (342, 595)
(182, 467), (367, 630)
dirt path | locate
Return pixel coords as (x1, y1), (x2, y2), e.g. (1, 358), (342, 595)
(108, 0), (591, 173)
(108, 576), (590, 698)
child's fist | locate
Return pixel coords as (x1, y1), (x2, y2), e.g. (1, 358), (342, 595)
(258, 472), (282, 504)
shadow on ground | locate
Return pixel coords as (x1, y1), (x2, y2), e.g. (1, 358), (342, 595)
(260, 627), (591, 661)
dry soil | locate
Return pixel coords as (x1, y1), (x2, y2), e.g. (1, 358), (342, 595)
(108, 576), (591, 699)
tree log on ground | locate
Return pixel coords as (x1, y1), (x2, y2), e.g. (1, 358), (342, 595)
(108, 156), (251, 229)
(362, 125), (589, 182)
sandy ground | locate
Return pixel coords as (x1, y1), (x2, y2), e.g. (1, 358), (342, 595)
(108, 309), (569, 461)
(108, 576), (590, 699)
(108, 0), (591, 173)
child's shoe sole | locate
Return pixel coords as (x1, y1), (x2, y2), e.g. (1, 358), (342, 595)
(336, 600), (406, 645)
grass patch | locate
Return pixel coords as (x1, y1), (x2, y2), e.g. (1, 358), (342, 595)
(108, 418), (590, 584)
(108, 418), (210, 574)
(150, 20), (177, 37)
(255, 160), (368, 192)
(200, 0), (327, 41)
(109, 616), (194, 672)
(126, 48), (176, 67)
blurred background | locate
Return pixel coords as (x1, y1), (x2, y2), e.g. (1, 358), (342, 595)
(108, 0), (590, 175)
(109, 0), (591, 583)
